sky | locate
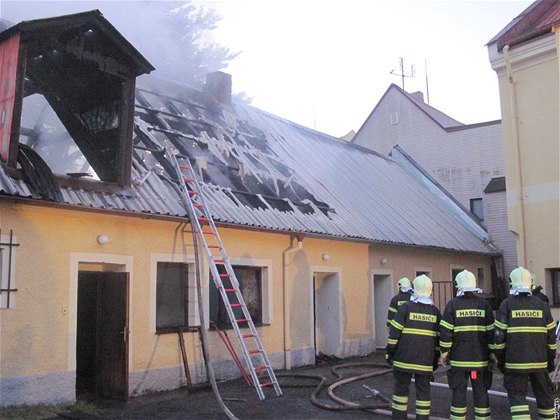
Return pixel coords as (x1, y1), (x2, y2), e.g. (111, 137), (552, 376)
(1, 0), (533, 137)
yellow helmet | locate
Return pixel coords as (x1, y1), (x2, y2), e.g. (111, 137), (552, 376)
(397, 277), (411, 291)
(509, 267), (532, 294)
(413, 274), (433, 298)
(455, 270), (481, 295)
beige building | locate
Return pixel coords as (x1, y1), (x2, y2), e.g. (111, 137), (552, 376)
(0, 11), (498, 405)
(488, 0), (560, 314)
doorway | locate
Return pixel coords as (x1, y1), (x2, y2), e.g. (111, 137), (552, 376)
(373, 273), (392, 349)
(313, 272), (341, 358)
(76, 271), (129, 400)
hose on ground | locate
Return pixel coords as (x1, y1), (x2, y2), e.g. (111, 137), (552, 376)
(277, 362), (392, 413)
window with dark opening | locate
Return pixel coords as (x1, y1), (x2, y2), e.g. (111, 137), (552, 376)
(156, 262), (189, 333)
(210, 265), (262, 329)
(470, 198), (484, 221)
(550, 269), (560, 306)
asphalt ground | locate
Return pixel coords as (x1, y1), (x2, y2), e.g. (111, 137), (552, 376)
(59, 351), (558, 419)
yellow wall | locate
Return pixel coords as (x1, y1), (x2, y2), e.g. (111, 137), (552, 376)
(0, 200), (495, 403)
(491, 33), (560, 303)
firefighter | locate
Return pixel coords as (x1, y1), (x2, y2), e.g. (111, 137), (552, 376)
(531, 275), (550, 305)
(494, 267), (557, 420)
(386, 274), (441, 419)
(439, 270), (495, 420)
(387, 277), (414, 329)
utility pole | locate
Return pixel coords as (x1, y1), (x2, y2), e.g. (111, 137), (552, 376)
(390, 57), (415, 90)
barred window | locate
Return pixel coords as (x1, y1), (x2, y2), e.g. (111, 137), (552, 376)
(0, 230), (18, 309)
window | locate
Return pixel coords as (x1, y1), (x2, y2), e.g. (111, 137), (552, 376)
(415, 270), (431, 278)
(210, 265), (262, 329)
(550, 269), (560, 306)
(0, 230), (18, 309)
(389, 112), (399, 125)
(477, 267), (485, 291)
(470, 198), (484, 221)
(156, 262), (189, 333)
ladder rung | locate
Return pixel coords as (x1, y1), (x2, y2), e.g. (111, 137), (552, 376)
(222, 288), (237, 293)
(198, 217), (209, 222)
(178, 164), (189, 170)
(208, 245), (221, 249)
(219, 273), (231, 278)
(260, 382), (273, 388)
(248, 349), (261, 354)
(236, 318), (249, 323)
(193, 203), (204, 208)
(242, 333), (255, 338)
(214, 259), (225, 263)
(231, 303), (242, 307)
(183, 177), (195, 182)
(202, 230), (215, 235)
(188, 190), (199, 195)
(254, 365), (266, 371)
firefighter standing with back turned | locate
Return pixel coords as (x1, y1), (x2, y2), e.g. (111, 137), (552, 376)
(494, 266), (557, 419)
(387, 277), (414, 330)
(439, 270), (495, 420)
(386, 274), (441, 419)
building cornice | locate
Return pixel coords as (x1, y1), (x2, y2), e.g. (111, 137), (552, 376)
(488, 33), (557, 77)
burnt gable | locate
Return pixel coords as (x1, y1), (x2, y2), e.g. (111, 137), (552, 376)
(0, 10), (153, 186)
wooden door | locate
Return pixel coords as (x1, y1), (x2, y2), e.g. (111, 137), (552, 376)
(77, 271), (129, 400)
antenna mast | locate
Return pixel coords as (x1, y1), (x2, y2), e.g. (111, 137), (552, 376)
(390, 57), (415, 90)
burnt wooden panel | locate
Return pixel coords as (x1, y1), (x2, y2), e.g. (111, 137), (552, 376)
(0, 34), (20, 162)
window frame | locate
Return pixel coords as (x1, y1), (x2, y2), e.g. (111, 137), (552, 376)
(550, 269), (560, 306)
(155, 261), (190, 334)
(0, 229), (18, 309)
(151, 253), (198, 334)
(470, 198), (484, 221)
(209, 262), (271, 330)
(209, 264), (263, 330)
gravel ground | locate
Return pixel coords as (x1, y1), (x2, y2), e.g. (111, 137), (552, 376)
(56, 351), (557, 419)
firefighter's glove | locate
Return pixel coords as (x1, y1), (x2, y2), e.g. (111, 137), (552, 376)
(433, 348), (441, 371)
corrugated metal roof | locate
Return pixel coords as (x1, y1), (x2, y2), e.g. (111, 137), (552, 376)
(0, 74), (498, 255)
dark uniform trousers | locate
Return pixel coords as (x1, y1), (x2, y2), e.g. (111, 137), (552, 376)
(392, 370), (431, 419)
(447, 369), (491, 419)
(504, 370), (556, 419)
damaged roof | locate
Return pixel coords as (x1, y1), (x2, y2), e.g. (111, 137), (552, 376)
(0, 11), (497, 255)
(0, 70), (497, 255)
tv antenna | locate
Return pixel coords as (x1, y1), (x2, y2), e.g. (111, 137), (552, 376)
(390, 57), (415, 90)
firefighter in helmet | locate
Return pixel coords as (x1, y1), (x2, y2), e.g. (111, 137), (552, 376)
(439, 270), (495, 420)
(386, 274), (441, 419)
(494, 267), (557, 419)
(387, 277), (414, 329)
(531, 275), (550, 305)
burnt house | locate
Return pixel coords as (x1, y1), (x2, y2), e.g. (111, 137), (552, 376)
(0, 11), (500, 405)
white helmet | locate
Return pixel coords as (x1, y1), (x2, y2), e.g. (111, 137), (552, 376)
(455, 270), (481, 296)
(509, 267), (532, 295)
(412, 274), (433, 304)
(397, 277), (412, 292)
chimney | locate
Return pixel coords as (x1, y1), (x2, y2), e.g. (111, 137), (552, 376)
(410, 91), (424, 103)
(204, 71), (232, 106)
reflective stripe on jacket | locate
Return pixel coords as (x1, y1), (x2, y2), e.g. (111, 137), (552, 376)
(439, 294), (495, 370)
